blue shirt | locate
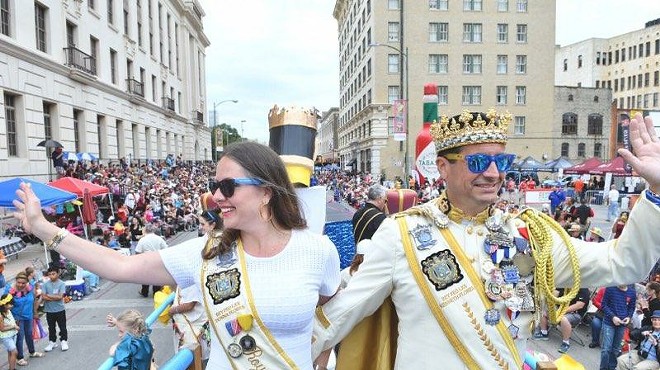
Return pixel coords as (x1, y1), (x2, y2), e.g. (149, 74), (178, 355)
(113, 332), (154, 370)
(639, 332), (660, 361)
(42, 279), (66, 313)
(602, 285), (636, 326)
(4, 285), (34, 321)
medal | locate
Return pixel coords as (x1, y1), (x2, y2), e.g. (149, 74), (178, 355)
(484, 308), (501, 325)
(227, 342), (243, 358)
(502, 265), (520, 284)
(433, 212), (450, 229)
(512, 253), (535, 277)
(485, 214), (503, 232)
(508, 323), (520, 339)
(409, 224), (437, 250)
(505, 296), (523, 313)
(513, 237), (530, 253)
(239, 334), (256, 351)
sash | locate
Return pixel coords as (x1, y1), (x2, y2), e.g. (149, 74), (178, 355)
(397, 217), (523, 370)
(200, 239), (299, 369)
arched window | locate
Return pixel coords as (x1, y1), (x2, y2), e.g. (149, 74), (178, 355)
(562, 112), (578, 135)
(593, 95), (599, 103)
(561, 143), (569, 157)
(588, 113), (603, 135)
(594, 142), (602, 158)
(563, 58), (568, 71)
(577, 143), (586, 157)
(578, 55), (583, 68)
(568, 94), (574, 102)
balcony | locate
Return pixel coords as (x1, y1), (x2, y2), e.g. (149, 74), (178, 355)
(162, 96), (175, 113)
(63, 46), (97, 84)
(126, 78), (144, 101)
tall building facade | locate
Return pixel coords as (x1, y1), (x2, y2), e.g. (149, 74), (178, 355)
(555, 18), (660, 159)
(333, 0), (556, 180)
(317, 107), (339, 165)
(0, 0), (211, 181)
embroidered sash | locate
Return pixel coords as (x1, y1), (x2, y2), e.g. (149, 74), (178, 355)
(200, 239), (299, 369)
(397, 217), (523, 370)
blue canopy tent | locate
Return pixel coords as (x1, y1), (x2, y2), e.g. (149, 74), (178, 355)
(539, 157), (574, 172)
(0, 177), (77, 208)
(0, 178), (77, 263)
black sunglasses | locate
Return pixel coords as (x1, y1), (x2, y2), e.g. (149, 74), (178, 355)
(208, 178), (263, 198)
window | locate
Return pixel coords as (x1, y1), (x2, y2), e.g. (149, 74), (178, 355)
(66, 21), (76, 46)
(123, 0), (129, 35)
(515, 86), (526, 105)
(137, 0), (142, 46)
(463, 54), (482, 74)
(577, 143), (585, 157)
(496, 86), (507, 105)
(563, 58), (567, 71)
(578, 55), (583, 68)
(568, 94), (573, 102)
(107, 0), (113, 25)
(514, 116), (525, 135)
(110, 48), (117, 84)
(516, 24), (527, 43)
(388, 54), (399, 73)
(438, 85), (448, 104)
(73, 109), (82, 153)
(34, 3), (46, 52)
(655, 92), (659, 108)
(388, 22), (399, 42)
(151, 74), (156, 101)
(463, 0), (482, 11)
(517, 0), (528, 12)
(593, 143), (602, 158)
(497, 24), (508, 43)
(429, 54), (448, 73)
(1, 0), (10, 36)
(515, 55), (527, 74)
(594, 95), (599, 103)
(561, 143), (569, 157)
(562, 113), (578, 135)
(388, 0), (399, 9)
(90, 36), (98, 74)
(429, 0), (448, 10)
(43, 102), (52, 140)
(644, 94), (650, 108)
(497, 55), (508, 74)
(462, 86), (481, 105)
(497, 0), (508, 11)
(463, 23), (482, 43)
(89, 0), (95, 10)
(4, 93), (17, 156)
(388, 86), (400, 104)
(429, 22), (448, 42)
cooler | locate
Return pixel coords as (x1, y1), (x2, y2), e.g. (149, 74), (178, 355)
(65, 279), (85, 300)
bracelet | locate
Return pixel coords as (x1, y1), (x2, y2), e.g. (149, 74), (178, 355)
(647, 188), (660, 206)
(45, 229), (70, 252)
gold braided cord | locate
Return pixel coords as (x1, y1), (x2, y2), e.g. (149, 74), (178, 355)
(518, 210), (581, 324)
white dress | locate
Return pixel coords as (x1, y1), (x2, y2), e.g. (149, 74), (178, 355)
(160, 228), (341, 369)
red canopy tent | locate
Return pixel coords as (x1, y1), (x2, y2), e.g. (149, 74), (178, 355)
(563, 157), (603, 174)
(589, 156), (631, 176)
(48, 177), (109, 197)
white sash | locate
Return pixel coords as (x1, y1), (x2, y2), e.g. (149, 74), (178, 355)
(200, 239), (299, 369)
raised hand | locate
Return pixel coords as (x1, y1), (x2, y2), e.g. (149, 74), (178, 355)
(11, 182), (48, 235)
(618, 113), (660, 192)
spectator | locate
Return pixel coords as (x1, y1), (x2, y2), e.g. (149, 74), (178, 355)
(574, 177), (585, 202)
(42, 266), (68, 352)
(4, 272), (43, 366)
(351, 184), (388, 244)
(590, 287), (606, 348)
(606, 185), (620, 222)
(51, 147), (65, 177)
(0, 249), (7, 289)
(589, 227), (605, 243)
(134, 223), (168, 298)
(0, 293), (19, 370)
(611, 211), (630, 239)
(617, 310), (660, 370)
(534, 288), (591, 354)
(572, 198), (595, 238)
(107, 309), (154, 370)
(600, 284), (636, 370)
(548, 186), (566, 215)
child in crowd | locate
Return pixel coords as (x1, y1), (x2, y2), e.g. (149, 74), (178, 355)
(107, 309), (154, 370)
(0, 294), (19, 370)
(42, 266), (68, 352)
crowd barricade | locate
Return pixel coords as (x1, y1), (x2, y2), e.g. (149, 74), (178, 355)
(583, 190), (604, 205)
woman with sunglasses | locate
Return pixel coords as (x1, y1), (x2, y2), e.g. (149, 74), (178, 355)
(312, 110), (660, 370)
(11, 141), (341, 370)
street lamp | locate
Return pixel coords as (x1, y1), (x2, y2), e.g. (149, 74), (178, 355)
(240, 120), (246, 142)
(369, 42), (409, 177)
(212, 99), (238, 127)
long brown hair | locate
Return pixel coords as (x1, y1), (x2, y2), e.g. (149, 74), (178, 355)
(202, 142), (306, 259)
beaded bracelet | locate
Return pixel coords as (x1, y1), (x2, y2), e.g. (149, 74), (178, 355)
(646, 188), (660, 207)
(45, 228), (70, 252)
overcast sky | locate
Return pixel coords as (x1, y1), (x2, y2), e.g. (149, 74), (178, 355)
(198, 0), (660, 143)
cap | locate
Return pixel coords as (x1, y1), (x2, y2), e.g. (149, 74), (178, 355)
(590, 227), (604, 239)
(652, 310), (660, 319)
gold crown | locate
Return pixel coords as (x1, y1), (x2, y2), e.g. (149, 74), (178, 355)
(267, 105), (318, 130)
(430, 109), (512, 152)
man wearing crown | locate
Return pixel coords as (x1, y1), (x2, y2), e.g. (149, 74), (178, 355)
(313, 110), (660, 369)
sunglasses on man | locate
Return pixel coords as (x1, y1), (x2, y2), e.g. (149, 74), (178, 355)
(208, 177), (263, 198)
(444, 153), (516, 174)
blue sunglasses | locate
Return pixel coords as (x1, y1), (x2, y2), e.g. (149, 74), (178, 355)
(208, 177), (263, 198)
(444, 153), (516, 174)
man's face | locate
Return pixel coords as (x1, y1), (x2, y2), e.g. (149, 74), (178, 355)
(652, 317), (660, 330)
(437, 143), (507, 213)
